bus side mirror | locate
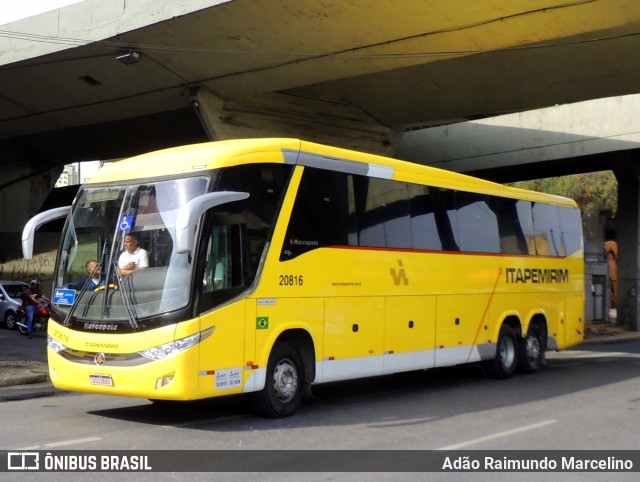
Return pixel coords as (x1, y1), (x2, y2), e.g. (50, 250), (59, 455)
(22, 206), (71, 259)
(175, 191), (249, 255)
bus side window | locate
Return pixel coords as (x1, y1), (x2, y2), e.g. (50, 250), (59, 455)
(202, 226), (231, 292)
(515, 200), (537, 255)
(282, 168), (354, 260)
(407, 184), (443, 251)
(532, 202), (563, 256)
(558, 206), (582, 256)
(353, 176), (412, 249)
(492, 197), (529, 255)
(455, 192), (500, 254)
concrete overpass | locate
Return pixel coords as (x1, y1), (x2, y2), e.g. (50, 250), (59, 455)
(2, 0), (640, 325)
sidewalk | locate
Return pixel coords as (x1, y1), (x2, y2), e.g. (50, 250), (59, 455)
(1, 323), (639, 400)
(0, 330), (58, 400)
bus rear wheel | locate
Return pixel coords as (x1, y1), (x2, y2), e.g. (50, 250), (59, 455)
(251, 342), (304, 418)
(483, 324), (518, 379)
(518, 325), (546, 373)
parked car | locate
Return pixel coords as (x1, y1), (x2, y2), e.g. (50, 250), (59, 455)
(0, 280), (29, 330)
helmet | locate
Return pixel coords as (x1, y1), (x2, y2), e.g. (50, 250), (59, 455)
(30, 280), (40, 288)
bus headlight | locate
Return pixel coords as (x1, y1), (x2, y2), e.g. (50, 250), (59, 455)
(138, 327), (214, 361)
(48, 335), (67, 353)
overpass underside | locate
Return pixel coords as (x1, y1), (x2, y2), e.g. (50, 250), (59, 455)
(2, 1), (640, 218)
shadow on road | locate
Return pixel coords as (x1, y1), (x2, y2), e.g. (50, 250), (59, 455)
(86, 339), (640, 432)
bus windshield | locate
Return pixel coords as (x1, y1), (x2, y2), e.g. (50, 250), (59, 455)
(55, 176), (209, 325)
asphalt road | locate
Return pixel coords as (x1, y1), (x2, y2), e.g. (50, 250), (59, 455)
(0, 327), (47, 363)
(2, 327), (640, 481)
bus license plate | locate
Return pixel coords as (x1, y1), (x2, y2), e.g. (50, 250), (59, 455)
(89, 375), (114, 387)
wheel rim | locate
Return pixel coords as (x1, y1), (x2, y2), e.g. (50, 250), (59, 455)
(272, 358), (298, 403)
(499, 336), (516, 368)
(5, 313), (16, 329)
(525, 335), (541, 364)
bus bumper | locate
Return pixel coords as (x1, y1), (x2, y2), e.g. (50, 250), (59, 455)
(47, 345), (201, 400)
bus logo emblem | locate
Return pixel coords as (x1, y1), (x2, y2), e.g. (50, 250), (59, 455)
(256, 317), (269, 330)
(390, 259), (408, 286)
(94, 353), (106, 365)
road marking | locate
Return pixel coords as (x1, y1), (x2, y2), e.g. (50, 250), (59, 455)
(438, 419), (557, 450)
(18, 437), (102, 450)
(371, 417), (438, 428)
(45, 437), (102, 447)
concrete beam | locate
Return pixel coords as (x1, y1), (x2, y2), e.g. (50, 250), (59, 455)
(192, 88), (402, 156)
(396, 94), (640, 177)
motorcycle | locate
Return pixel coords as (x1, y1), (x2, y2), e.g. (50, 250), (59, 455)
(16, 300), (50, 336)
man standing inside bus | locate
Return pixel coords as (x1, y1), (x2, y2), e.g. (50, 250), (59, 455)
(118, 233), (149, 276)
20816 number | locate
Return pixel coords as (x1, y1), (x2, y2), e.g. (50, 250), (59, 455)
(279, 274), (303, 286)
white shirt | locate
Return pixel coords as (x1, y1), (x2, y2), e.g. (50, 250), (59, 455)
(87, 276), (102, 288)
(118, 247), (149, 269)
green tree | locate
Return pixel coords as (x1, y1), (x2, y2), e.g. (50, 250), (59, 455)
(508, 171), (617, 217)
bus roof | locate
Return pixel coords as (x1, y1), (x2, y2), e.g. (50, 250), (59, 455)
(86, 138), (577, 208)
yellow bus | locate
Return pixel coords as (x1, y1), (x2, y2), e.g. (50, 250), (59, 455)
(22, 138), (584, 417)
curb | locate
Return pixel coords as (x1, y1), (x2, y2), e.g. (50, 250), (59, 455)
(581, 333), (640, 345)
(0, 361), (49, 389)
(0, 371), (47, 388)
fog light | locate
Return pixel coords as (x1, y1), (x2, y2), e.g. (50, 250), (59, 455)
(155, 373), (175, 390)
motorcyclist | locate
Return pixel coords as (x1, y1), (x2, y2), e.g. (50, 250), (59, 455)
(24, 279), (50, 339)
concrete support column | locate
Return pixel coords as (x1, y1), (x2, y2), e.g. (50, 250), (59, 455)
(0, 142), (63, 291)
(0, 142), (60, 233)
(613, 157), (640, 331)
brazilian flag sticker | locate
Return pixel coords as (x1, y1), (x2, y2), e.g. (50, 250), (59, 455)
(256, 317), (269, 330)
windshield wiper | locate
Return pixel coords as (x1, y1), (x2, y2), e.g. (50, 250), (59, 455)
(112, 260), (141, 331)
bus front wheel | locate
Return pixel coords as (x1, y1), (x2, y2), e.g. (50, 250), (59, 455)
(483, 324), (518, 379)
(251, 342), (304, 417)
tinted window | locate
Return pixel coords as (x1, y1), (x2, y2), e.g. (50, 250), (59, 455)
(456, 192), (500, 253)
(280, 166), (580, 259)
(282, 168), (354, 260)
(532, 203), (563, 256)
(558, 206), (583, 255)
(439, 189), (459, 251)
(493, 197), (529, 255)
(515, 200), (536, 255)
(354, 177), (412, 249)
(408, 184), (443, 250)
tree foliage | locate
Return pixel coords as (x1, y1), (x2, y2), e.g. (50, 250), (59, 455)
(508, 171), (617, 217)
